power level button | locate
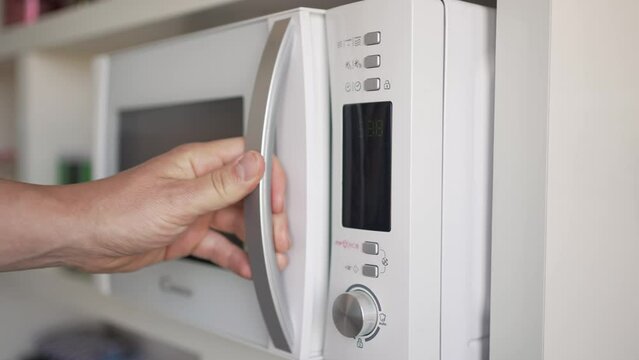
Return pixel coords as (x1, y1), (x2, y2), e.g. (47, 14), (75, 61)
(362, 241), (379, 255)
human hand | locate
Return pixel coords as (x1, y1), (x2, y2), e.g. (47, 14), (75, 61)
(62, 137), (290, 277)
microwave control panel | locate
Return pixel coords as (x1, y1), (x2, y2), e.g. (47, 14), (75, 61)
(325, 0), (446, 359)
(325, 0), (495, 359)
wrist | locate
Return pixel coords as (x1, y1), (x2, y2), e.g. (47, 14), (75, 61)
(44, 182), (101, 269)
(0, 181), (77, 270)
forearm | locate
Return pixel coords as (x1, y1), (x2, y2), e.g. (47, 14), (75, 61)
(0, 140), (281, 275)
(0, 180), (92, 271)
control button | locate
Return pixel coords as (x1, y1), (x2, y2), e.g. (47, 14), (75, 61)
(364, 55), (381, 68)
(332, 290), (379, 338)
(362, 264), (379, 278)
(362, 241), (379, 255)
(364, 78), (381, 91)
(364, 31), (381, 46)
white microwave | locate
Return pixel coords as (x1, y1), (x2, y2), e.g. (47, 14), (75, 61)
(93, 1), (495, 359)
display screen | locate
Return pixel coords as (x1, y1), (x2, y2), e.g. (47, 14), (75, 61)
(342, 102), (392, 232)
(119, 97), (244, 265)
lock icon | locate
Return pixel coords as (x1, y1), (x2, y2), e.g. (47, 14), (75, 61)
(383, 80), (391, 90)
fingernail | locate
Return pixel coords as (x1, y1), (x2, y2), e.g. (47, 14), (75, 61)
(279, 227), (291, 251)
(276, 253), (288, 271)
(235, 152), (260, 182)
(241, 264), (252, 279)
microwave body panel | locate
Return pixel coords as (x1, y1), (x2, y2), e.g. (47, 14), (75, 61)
(93, 9), (330, 360)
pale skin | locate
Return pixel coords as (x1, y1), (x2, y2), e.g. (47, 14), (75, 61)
(0, 137), (290, 278)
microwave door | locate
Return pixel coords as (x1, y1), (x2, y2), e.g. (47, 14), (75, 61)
(96, 9), (330, 359)
(244, 18), (295, 353)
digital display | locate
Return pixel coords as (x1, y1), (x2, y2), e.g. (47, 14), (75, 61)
(342, 102), (392, 232)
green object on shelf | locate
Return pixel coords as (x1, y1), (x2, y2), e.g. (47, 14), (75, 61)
(58, 158), (91, 184)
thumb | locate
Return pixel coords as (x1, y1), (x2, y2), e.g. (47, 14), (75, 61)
(186, 151), (265, 214)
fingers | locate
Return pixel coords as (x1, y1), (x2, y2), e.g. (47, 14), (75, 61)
(189, 230), (289, 279)
(271, 212), (291, 253)
(209, 204), (245, 239)
(185, 151), (264, 215)
(209, 206), (291, 253)
(271, 157), (287, 214)
(190, 230), (252, 279)
(276, 253), (289, 271)
(206, 155), (290, 252)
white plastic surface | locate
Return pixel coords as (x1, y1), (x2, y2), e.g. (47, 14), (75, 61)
(93, 9), (330, 360)
(440, 1), (495, 359)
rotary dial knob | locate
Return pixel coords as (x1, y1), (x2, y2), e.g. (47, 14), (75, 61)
(332, 290), (379, 338)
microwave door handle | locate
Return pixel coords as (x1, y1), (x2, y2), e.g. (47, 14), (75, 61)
(244, 18), (294, 353)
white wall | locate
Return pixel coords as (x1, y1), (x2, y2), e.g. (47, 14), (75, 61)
(491, 0), (639, 359)
(544, 0), (639, 359)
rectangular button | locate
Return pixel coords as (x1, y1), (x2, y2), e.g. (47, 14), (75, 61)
(362, 241), (379, 255)
(364, 78), (380, 91)
(364, 55), (381, 68)
(364, 31), (381, 46)
(362, 264), (379, 278)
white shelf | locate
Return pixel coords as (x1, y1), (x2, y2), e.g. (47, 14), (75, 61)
(0, 0), (354, 62)
(0, 0), (241, 61)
